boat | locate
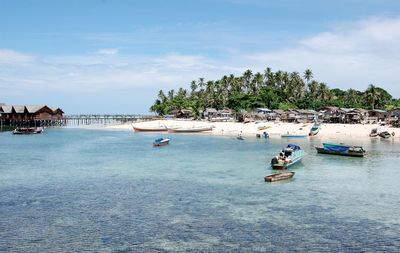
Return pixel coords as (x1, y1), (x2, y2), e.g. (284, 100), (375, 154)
(309, 116), (321, 136)
(281, 133), (308, 138)
(12, 127), (43, 135)
(167, 126), (213, 133)
(378, 131), (392, 139)
(369, 128), (379, 137)
(315, 143), (365, 157)
(132, 124), (167, 132)
(237, 135), (245, 140)
(264, 172), (295, 182)
(153, 138), (170, 147)
(270, 144), (305, 170)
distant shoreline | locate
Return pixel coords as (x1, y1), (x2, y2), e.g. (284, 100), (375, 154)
(105, 120), (400, 143)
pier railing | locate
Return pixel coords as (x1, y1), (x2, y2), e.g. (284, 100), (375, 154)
(64, 114), (157, 125)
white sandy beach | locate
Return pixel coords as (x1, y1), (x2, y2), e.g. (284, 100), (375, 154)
(106, 119), (400, 142)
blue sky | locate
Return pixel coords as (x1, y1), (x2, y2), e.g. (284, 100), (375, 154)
(1, 0), (400, 114)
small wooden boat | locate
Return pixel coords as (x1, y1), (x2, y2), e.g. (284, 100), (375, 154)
(316, 143), (365, 157)
(132, 124), (167, 132)
(281, 133), (308, 138)
(153, 138), (170, 147)
(369, 128), (379, 138)
(167, 126), (213, 133)
(271, 144), (305, 170)
(264, 172), (295, 182)
(12, 127), (43, 135)
(309, 116), (321, 136)
(379, 131), (392, 139)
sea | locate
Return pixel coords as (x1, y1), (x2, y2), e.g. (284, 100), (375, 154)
(0, 127), (399, 252)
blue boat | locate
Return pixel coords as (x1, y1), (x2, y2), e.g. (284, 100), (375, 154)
(271, 144), (305, 170)
(153, 137), (170, 147)
(316, 143), (365, 157)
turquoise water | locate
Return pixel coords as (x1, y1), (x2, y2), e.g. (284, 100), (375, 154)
(0, 128), (399, 252)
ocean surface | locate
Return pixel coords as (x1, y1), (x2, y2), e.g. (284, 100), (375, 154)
(0, 127), (399, 252)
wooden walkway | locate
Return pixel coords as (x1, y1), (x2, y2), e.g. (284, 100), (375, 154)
(64, 114), (157, 125)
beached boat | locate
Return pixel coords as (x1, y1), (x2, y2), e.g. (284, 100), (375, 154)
(369, 128), (379, 137)
(12, 127), (43, 135)
(153, 138), (170, 147)
(167, 126), (213, 133)
(309, 115), (321, 136)
(281, 133), (308, 138)
(271, 144), (305, 170)
(316, 143), (365, 157)
(264, 172), (295, 182)
(379, 131), (392, 139)
(132, 124), (167, 132)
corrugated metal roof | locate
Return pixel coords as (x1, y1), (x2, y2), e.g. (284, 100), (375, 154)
(26, 105), (46, 113)
(13, 105), (26, 113)
(1, 105), (13, 113)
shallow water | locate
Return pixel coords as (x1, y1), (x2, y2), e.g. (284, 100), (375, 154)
(0, 128), (399, 252)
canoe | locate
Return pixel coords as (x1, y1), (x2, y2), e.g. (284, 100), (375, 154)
(309, 124), (321, 136)
(264, 172), (295, 182)
(153, 138), (170, 147)
(167, 126), (213, 133)
(315, 147), (364, 157)
(316, 143), (365, 157)
(132, 124), (167, 132)
(271, 144), (305, 170)
(281, 134), (308, 138)
(379, 131), (392, 139)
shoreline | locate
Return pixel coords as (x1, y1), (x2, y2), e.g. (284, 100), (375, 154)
(105, 119), (400, 142)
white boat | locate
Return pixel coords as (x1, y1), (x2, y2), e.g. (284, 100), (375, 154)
(271, 144), (305, 170)
(309, 115), (321, 136)
(167, 126), (214, 133)
(132, 124), (167, 132)
(153, 137), (170, 147)
(12, 127), (43, 135)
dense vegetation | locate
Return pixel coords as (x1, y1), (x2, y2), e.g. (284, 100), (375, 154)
(150, 68), (400, 117)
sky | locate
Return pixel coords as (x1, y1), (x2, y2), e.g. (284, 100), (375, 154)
(1, 0), (400, 114)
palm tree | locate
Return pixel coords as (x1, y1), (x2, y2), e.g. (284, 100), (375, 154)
(303, 69), (313, 84)
(364, 84), (379, 109)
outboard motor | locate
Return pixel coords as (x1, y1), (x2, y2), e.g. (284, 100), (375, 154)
(271, 157), (278, 166)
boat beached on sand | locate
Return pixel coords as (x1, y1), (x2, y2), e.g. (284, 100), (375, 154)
(132, 124), (167, 132)
(281, 132), (308, 138)
(264, 172), (295, 182)
(167, 126), (214, 133)
(12, 127), (43, 135)
(153, 138), (170, 147)
(316, 143), (365, 157)
(309, 116), (321, 136)
(270, 144), (305, 170)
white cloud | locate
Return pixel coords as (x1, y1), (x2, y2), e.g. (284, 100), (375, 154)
(2, 16), (400, 105)
(95, 48), (120, 55)
(0, 49), (35, 65)
(247, 16), (400, 96)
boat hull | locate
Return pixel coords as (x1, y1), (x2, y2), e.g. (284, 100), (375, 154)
(281, 135), (308, 138)
(167, 127), (213, 133)
(12, 127), (43, 135)
(264, 172), (295, 182)
(153, 139), (170, 147)
(132, 126), (167, 132)
(315, 147), (364, 157)
(272, 156), (303, 170)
